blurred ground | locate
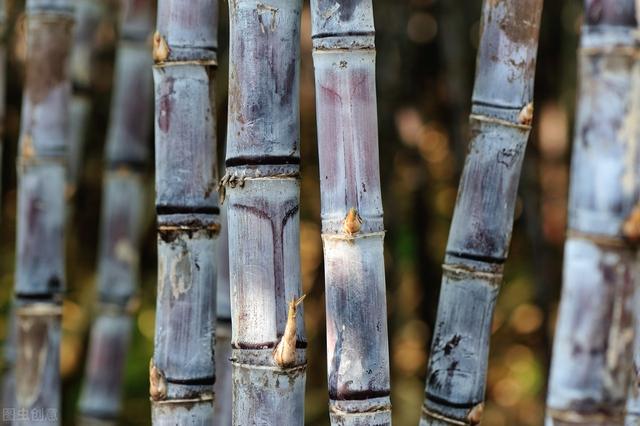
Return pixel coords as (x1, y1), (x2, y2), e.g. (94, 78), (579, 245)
(0, 0), (581, 424)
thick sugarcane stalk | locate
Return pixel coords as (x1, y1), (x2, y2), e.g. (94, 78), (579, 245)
(620, 8), (640, 426)
(419, 0), (543, 424)
(77, 0), (154, 422)
(222, 0), (305, 423)
(14, 0), (74, 423)
(309, 1), (391, 424)
(547, 2), (639, 424)
(214, 203), (232, 426)
(150, 0), (219, 423)
(67, 0), (104, 194)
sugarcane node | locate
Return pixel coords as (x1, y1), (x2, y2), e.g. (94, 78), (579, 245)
(518, 102), (534, 125)
(152, 31), (169, 64)
(467, 402), (484, 425)
(623, 205), (640, 243)
(149, 358), (167, 401)
(273, 294), (306, 368)
(343, 207), (363, 236)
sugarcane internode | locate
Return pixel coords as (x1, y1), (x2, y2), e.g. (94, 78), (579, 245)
(150, 0), (221, 423)
(548, 1), (640, 424)
(12, 0), (74, 421)
(310, 0), (393, 424)
(225, 0), (307, 423)
(420, 0), (543, 424)
(78, 1), (154, 421)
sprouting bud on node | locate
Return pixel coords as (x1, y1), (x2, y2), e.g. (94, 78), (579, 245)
(149, 358), (167, 401)
(343, 208), (362, 236)
(273, 295), (306, 367)
(153, 32), (170, 63)
(518, 102), (534, 126)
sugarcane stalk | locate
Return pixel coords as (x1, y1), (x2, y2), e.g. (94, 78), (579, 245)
(14, 0), (74, 423)
(151, 0), (220, 423)
(627, 273), (640, 425)
(222, 0), (305, 423)
(0, 0), (13, 411)
(438, 0), (472, 169)
(67, 0), (104, 195)
(0, 0), (7, 211)
(419, 0), (544, 424)
(309, 1), (391, 424)
(214, 203), (232, 426)
(77, 0), (154, 422)
(547, 1), (639, 424)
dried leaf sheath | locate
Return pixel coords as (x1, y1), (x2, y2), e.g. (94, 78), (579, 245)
(77, 0), (154, 422)
(224, 0), (306, 424)
(14, 0), (74, 422)
(151, 0), (220, 423)
(420, 0), (544, 424)
(547, 2), (639, 424)
(310, 0), (392, 424)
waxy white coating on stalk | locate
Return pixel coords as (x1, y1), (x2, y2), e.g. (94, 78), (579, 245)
(78, 1), (154, 421)
(78, 314), (133, 420)
(151, 0), (220, 423)
(225, 0), (306, 423)
(13, 0), (74, 422)
(547, 1), (639, 424)
(310, 1), (392, 423)
(420, 0), (543, 424)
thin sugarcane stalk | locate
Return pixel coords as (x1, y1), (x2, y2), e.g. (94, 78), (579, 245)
(150, 0), (220, 423)
(419, 0), (544, 424)
(214, 203), (232, 426)
(0, 0), (7, 211)
(309, 1), (391, 424)
(222, 0), (305, 423)
(628, 279), (640, 425)
(67, 0), (104, 195)
(77, 0), (154, 422)
(0, 0), (12, 410)
(438, 0), (472, 169)
(1, 306), (16, 416)
(14, 0), (74, 423)
(547, 2), (639, 424)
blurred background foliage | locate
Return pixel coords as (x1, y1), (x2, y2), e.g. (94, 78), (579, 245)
(0, 0), (581, 424)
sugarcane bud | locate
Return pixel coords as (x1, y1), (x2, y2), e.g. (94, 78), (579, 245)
(153, 32), (170, 63)
(467, 402), (483, 425)
(149, 358), (167, 401)
(343, 208), (363, 236)
(623, 204), (640, 243)
(273, 295), (306, 368)
(518, 102), (534, 126)
(21, 134), (35, 161)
